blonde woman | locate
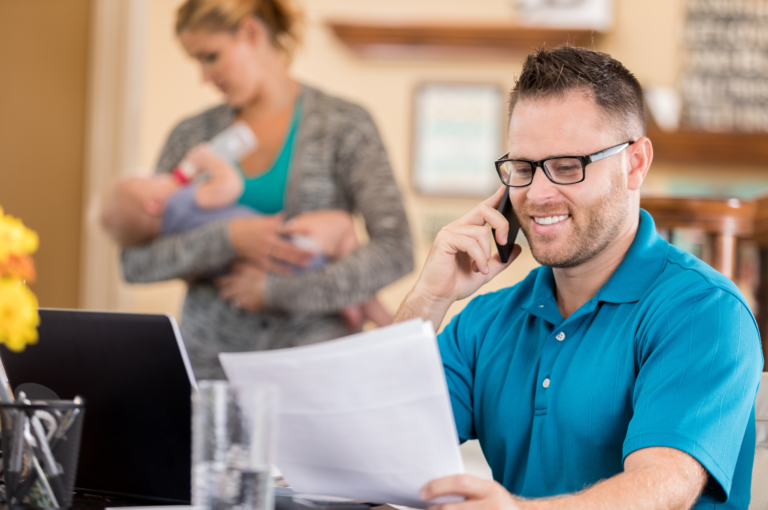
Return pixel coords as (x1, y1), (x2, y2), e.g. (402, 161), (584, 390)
(121, 0), (413, 379)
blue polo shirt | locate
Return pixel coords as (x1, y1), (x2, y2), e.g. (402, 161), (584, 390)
(438, 209), (763, 508)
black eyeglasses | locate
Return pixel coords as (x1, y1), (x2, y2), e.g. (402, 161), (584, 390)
(495, 141), (635, 187)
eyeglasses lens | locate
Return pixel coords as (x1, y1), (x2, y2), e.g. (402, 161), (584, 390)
(498, 158), (584, 186)
(544, 158), (583, 184)
(498, 161), (533, 186)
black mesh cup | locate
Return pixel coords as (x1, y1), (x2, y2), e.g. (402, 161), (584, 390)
(0, 399), (86, 509)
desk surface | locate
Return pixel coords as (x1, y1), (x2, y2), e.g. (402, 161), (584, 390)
(69, 493), (157, 510)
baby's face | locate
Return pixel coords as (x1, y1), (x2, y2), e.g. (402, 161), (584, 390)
(103, 175), (179, 246)
(115, 175), (179, 219)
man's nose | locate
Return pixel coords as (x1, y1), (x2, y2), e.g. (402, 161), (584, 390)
(526, 166), (559, 203)
(201, 67), (213, 83)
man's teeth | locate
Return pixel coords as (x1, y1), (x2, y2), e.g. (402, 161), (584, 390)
(534, 215), (569, 226)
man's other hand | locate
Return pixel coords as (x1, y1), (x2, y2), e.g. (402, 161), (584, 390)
(420, 447), (707, 510)
(420, 474), (522, 510)
(395, 186), (521, 329)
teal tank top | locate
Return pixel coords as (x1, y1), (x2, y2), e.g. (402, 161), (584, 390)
(236, 98), (302, 214)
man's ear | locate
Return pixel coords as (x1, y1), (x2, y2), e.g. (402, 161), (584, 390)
(626, 136), (653, 191)
(143, 198), (164, 217)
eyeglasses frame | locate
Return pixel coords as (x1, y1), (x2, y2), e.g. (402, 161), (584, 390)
(494, 140), (636, 187)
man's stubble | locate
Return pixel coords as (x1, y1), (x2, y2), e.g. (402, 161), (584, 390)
(517, 167), (630, 269)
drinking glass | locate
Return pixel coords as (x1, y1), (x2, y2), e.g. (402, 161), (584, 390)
(192, 382), (278, 510)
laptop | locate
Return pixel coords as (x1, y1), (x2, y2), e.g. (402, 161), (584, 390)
(0, 309), (197, 504)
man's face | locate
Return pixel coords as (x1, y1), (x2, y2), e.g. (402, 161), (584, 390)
(507, 92), (631, 268)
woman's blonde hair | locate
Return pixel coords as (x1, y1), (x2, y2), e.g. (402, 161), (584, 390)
(176, 0), (301, 56)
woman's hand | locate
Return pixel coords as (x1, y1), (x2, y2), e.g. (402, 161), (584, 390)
(228, 215), (315, 274)
(216, 263), (267, 312)
(279, 210), (356, 258)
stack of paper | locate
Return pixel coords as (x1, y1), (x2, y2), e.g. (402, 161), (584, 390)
(219, 319), (464, 508)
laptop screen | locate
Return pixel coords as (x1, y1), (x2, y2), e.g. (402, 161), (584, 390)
(0, 309), (197, 503)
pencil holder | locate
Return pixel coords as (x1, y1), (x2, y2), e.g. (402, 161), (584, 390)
(0, 399), (86, 509)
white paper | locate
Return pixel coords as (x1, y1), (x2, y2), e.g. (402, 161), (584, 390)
(219, 319), (464, 508)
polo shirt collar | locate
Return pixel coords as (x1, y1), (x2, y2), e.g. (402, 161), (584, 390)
(523, 209), (668, 317)
(597, 209), (668, 304)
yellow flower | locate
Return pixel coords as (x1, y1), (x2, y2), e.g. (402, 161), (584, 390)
(0, 279), (39, 352)
(0, 207), (39, 264)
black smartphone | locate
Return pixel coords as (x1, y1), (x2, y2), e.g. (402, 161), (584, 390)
(492, 188), (520, 264)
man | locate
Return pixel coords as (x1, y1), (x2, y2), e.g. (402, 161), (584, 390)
(395, 46), (763, 509)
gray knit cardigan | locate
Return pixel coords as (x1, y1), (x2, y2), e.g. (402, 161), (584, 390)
(121, 85), (414, 379)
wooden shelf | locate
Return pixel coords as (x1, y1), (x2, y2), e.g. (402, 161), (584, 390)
(327, 21), (598, 58)
(648, 125), (768, 166)
(641, 196), (756, 237)
(326, 22), (768, 166)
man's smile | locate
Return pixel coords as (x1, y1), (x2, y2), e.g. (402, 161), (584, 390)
(532, 214), (570, 226)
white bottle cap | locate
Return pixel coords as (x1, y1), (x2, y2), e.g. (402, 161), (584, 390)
(178, 160), (197, 178)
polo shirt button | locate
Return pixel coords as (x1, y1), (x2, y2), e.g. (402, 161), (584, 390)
(556, 332), (565, 341)
(543, 378), (550, 388)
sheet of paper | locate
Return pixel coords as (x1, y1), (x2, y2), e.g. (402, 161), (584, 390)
(219, 319), (464, 508)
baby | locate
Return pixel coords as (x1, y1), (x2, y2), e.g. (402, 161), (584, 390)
(100, 144), (392, 330)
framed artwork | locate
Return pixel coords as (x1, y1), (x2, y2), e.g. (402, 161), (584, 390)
(411, 83), (505, 197)
(516, 0), (614, 31)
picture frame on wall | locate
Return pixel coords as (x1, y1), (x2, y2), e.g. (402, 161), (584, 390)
(411, 83), (505, 197)
(516, 0), (614, 31)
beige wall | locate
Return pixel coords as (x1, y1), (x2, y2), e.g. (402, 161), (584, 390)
(121, 0), (723, 326)
(0, 0), (90, 308)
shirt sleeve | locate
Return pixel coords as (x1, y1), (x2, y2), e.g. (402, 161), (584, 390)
(121, 220), (237, 283)
(437, 298), (487, 443)
(623, 287), (763, 500)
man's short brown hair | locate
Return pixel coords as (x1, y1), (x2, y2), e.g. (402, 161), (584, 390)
(508, 45), (645, 141)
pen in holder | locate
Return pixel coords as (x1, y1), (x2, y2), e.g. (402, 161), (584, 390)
(0, 396), (86, 509)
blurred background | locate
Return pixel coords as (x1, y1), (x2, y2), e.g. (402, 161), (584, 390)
(6, 0), (768, 481)
(3, 0), (768, 335)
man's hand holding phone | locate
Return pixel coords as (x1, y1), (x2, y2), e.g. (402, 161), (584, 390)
(395, 186), (522, 329)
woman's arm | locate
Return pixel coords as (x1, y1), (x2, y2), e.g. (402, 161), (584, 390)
(121, 220), (237, 283)
(121, 113), (238, 283)
(263, 107), (414, 313)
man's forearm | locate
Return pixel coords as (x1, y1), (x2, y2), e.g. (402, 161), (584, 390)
(422, 448), (707, 510)
(393, 287), (453, 331)
(519, 462), (706, 510)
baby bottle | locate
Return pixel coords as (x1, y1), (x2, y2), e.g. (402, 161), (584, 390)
(173, 122), (258, 184)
